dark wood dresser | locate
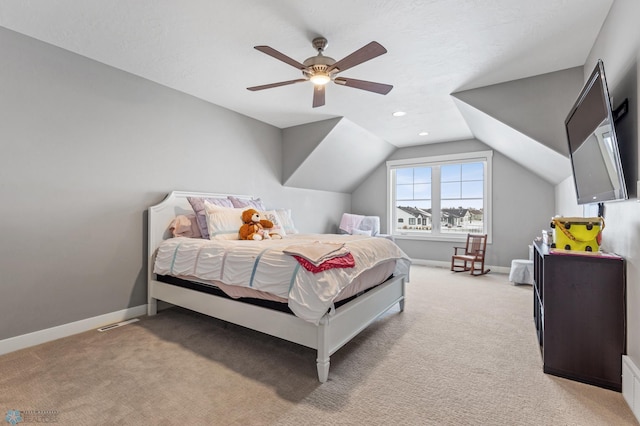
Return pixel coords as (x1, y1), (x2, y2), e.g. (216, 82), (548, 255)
(533, 240), (625, 391)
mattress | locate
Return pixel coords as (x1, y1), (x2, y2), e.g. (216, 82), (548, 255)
(153, 233), (411, 323)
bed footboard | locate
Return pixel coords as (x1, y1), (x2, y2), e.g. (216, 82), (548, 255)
(147, 273), (405, 382)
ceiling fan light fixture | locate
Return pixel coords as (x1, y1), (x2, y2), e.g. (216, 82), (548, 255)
(310, 73), (331, 85)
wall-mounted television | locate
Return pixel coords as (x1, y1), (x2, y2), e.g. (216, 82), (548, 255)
(565, 59), (627, 205)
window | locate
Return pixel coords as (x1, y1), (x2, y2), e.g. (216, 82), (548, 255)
(387, 151), (492, 241)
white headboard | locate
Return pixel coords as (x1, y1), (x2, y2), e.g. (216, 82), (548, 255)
(147, 191), (255, 284)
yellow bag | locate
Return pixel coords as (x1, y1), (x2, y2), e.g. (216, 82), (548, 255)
(551, 217), (604, 252)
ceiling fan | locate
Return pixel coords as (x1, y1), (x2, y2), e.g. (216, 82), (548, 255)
(247, 37), (393, 108)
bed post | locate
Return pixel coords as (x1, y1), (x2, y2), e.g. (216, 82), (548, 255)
(148, 297), (157, 316)
(147, 242), (157, 316)
(316, 317), (330, 383)
(148, 236), (158, 316)
(399, 278), (406, 312)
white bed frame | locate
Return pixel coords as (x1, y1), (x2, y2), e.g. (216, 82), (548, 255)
(147, 191), (406, 382)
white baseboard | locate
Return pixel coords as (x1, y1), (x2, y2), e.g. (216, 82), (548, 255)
(410, 258), (511, 274)
(0, 305), (147, 356)
(623, 355), (640, 422)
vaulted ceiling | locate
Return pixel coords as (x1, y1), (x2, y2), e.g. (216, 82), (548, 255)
(0, 1), (612, 148)
(0, 1), (614, 192)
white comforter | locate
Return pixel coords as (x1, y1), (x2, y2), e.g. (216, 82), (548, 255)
(153, 234), (411, 324)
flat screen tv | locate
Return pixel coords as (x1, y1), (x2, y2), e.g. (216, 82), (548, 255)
(565, 59), (627, 205)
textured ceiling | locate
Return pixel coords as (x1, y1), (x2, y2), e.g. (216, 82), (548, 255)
(0, 0), (613, 147)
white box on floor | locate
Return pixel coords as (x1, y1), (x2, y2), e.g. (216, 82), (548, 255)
(509, 259), (534, 285)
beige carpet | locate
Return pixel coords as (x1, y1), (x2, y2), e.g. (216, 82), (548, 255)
(1, 266), (637, 425)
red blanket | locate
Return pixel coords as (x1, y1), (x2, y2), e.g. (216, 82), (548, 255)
(293, 253), (355, 273)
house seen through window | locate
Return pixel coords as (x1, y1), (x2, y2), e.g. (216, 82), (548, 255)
(387, 151), (492, 240)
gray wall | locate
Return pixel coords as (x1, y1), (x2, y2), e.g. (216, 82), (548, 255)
(352, 139), (555, 267)
(556, 0), (640, 369)
(0, 27), (350, 341)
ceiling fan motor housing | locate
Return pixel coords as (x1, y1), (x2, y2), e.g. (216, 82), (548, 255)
(303, 54), (336, 80)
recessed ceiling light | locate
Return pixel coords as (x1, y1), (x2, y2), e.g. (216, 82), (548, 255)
(392, 111), (406, 117)
(418, 131), (429, 136)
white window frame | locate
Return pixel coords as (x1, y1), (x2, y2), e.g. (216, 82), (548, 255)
(386, 150), (493, 242)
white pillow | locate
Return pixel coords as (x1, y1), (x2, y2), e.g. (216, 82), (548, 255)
(351, 228), (372, 236)
(260, 210), (287, 237)
(275, 209), (298, 234)
(204, 202), (244, 240)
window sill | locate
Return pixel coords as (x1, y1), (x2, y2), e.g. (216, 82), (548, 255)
(392, 233), (491, 244)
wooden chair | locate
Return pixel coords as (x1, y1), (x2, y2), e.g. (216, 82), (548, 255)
(451, 234), (490, 276)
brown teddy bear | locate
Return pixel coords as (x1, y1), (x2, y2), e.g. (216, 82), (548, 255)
(239, 209), (281, 240)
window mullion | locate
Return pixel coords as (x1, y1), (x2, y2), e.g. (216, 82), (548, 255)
(432, 166), (441, 234)
(388, 168), (397, 234)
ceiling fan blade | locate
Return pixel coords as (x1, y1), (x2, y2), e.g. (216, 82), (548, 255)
(312, 85), (325, 108)
(334, 77), (393, 95)
(254, 46), (307, 70)
(326, 41), (387, 73)
(247, 79), (307, 91)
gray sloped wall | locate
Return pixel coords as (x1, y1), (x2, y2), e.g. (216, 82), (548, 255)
(283, 117), (396, 193)
(452, 67), (584, 185)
